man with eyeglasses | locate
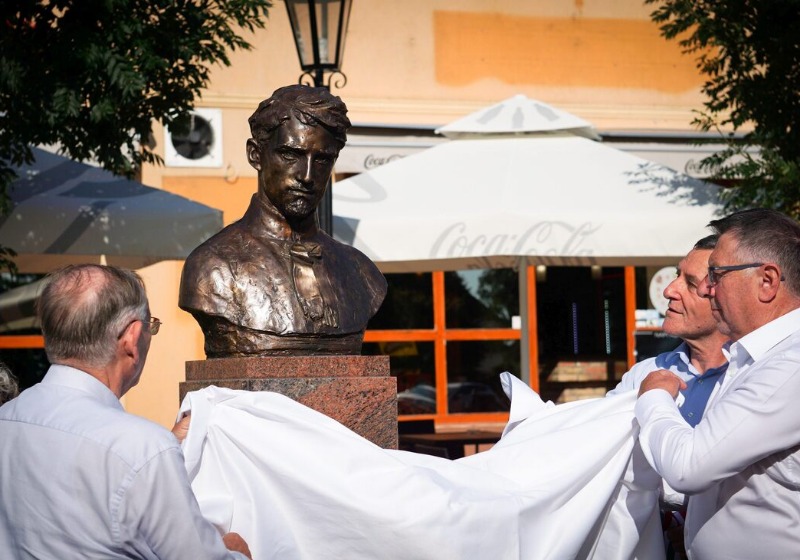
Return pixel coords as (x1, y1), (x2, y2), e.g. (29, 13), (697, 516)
(0, 264), (251, 559)
(636, 208), (800, 559)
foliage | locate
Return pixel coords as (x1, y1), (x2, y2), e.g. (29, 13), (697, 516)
(646, 0), (800, 218)
(476, 268), (518, 324)
(0, 0), (272, 270)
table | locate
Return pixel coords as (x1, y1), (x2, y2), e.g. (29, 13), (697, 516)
(399, 430), (503, 459)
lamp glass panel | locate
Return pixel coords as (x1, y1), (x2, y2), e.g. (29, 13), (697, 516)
(315, 0), (350, 66)
(286, 1), (314, 67)
(334, 0), (351, 66)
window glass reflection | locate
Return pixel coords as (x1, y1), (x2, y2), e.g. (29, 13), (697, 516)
(445, 340), (517, 413)
(445, 268), (519, 328)
(535, 266), (627, 403)
(362, 341), (435, 415)
(367, 273), (433, 330)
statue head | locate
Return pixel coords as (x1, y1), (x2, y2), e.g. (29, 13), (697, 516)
(246, 85), (351, 224)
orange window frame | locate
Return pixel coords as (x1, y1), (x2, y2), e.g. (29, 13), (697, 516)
(0, 266), (637, 423)
(365, 266), (638, 425)
(0, 335), (44, 349)
(365, 269), (524, 425)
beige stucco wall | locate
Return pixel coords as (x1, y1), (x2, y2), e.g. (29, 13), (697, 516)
(129, 0), (710, 428)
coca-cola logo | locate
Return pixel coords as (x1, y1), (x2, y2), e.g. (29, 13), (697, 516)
(363, 153), (404, 169)
(429, 221), (600, 265)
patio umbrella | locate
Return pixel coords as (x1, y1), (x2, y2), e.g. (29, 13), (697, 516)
(332, 95), (723, 272)
(0, 147), (223, 273)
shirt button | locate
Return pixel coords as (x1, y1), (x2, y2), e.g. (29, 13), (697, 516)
(698, 379), (703, 384)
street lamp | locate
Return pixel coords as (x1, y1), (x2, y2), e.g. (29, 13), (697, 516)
(285, 0), (353, 235)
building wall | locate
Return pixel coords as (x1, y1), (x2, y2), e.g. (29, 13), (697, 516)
(129, 0), (709, 428)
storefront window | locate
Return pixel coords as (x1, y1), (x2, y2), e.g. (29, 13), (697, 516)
(367, 272), (433, 330)
(0, 274), (47, 392)
(364, 269), (519, 420)
(444, 269), (519, 328)
(535, 266), (627, 403)
(364, 265), (634, 418)
(445, 340), (517, 413)
(363, 341), (435, 415)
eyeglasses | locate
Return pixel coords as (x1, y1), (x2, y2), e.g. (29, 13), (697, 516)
(141, 317), (162, 336)
(707, 263), (764, 286)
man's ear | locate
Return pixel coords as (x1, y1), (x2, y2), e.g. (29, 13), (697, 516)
(758, 263), (783, 302)
(118, 320), (142, 362)
(246, 138), (261, 171)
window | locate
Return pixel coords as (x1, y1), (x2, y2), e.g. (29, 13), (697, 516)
(364, 265), (637, 422)
(0, 274), (48, 392)
(364, 268), (521, 423)
(535, 267), (628, 403)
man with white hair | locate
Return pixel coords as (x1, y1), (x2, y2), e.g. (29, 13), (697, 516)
(609, 234), (728, 420)
(0, 361), (18, 405)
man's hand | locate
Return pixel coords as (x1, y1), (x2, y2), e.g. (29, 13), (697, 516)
(171, 413), (191, 443)
(638, 369), (687, 398)
(223, 532), (252, 559)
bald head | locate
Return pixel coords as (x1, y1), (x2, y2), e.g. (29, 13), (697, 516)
(37, 265), (148, 368)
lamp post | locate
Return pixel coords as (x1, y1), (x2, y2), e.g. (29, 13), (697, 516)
(285, 0), (352, 236)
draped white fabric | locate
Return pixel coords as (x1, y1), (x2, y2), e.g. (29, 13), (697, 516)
(180, 374), (663, 560)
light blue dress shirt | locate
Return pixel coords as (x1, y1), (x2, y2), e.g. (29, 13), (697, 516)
(0, 365), (247, 559)
(608, 342), (727, 427)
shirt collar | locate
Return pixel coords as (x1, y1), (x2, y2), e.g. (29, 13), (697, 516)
(664, 342), (700, 376)
(732, 307), (800, 364)
(42, 364), (123, 411)
(668, 341), (728, 377)
(670, 342), (691, 366)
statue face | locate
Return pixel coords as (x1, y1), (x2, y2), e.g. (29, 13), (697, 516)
(249, 114), (338, 221)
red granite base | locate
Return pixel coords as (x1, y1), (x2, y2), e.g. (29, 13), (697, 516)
(180, 355), (397, 448)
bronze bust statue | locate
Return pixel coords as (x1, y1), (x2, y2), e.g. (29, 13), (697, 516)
(179, 85), (387, 358)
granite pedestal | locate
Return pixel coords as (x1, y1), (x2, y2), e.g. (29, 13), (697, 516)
(180, 355), (398, 448)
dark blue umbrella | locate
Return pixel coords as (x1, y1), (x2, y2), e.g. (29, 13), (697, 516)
(1, 147), (223, 273)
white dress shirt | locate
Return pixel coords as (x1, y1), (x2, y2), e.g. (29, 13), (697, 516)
(0, 365), (247, 560)
(636, 308), (800, 559)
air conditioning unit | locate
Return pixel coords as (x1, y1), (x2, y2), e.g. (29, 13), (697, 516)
(164, 108), (223, 168)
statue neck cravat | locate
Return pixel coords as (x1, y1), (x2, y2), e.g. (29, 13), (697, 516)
(289, 240), (338, 328)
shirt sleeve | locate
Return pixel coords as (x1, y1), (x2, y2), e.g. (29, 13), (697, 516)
(607, 358), (656, 396)
(116, 446), (247, 560)
(635, 355), (800, 494)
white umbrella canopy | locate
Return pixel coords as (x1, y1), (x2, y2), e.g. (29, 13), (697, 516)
(333, 96), (722, 273)
(1, 147), (223, 273)
(437, 94), (601, 140)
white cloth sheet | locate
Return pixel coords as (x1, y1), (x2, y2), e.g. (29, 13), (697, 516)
(180, 373), (662, 560)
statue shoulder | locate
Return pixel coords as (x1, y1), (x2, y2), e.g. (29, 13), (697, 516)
(325, 238), (387, 310)
(347, 244), (385, 285)
(183, 222), (250, 270)
(179, 224), (249, 311)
